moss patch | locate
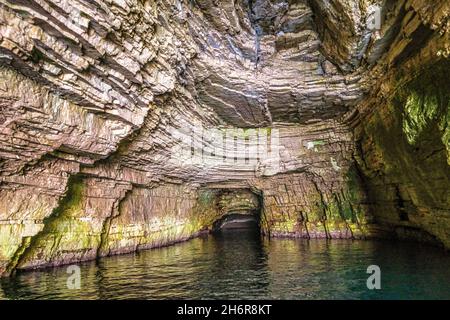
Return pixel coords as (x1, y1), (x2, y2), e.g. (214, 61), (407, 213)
(15, 176), (99, 269)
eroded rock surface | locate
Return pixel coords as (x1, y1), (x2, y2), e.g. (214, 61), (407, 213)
(0, 0), (448, 275)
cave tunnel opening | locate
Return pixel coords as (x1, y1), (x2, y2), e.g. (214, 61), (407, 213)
(210, 188), (263, 235)
(213, 212), (260, 231)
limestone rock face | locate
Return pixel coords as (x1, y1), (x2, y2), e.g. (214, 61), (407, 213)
(0, 0), (448, 275)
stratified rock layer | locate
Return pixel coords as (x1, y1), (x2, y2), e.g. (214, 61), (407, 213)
(0, 0), (449, 275)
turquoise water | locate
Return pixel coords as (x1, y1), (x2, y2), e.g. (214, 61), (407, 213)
(1, 229), (449, 300)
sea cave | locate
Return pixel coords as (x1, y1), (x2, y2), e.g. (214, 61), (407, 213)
(0, 0), (449, 301)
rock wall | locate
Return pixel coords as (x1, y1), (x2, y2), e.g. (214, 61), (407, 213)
(353, 48), (449, 248)
(355, 62), (450, 247)
(255, 170), (371, 239)
(13, 183), (223, 271)
(0, 0), (449, 275)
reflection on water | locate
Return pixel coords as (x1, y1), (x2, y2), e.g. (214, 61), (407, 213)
(1, 228), (449, 300)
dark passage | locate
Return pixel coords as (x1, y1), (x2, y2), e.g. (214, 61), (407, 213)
(213, 213), (260, 231)
(211, 188), (262, 232)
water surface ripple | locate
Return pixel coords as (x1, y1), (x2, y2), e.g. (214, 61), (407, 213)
(1, 229), (449, 299)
